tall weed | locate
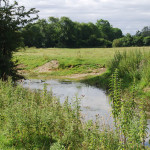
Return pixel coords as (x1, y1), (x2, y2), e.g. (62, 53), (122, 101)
(110, 69), (148, 149)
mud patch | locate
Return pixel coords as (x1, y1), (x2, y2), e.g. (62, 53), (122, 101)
(34, 60), (59, 72)
(64, 68), (106, 79)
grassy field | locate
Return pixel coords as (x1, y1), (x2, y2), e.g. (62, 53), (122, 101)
(13, 47), (150, 78)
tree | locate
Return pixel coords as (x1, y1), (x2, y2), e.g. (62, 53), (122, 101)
(0, 0), (38, 80)
(96, 19), (112, 40)
(22, 19), (49, 48)
(111, 28), (123, 40)
(57, 17), (76, 48)
(141, 26), (150, 37)
(132, 36), (143, 46)
(143, 36), (150, 46)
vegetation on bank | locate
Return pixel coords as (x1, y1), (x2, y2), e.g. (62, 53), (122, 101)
(82, 48), (150, 117)
(0, 78), (149, 149)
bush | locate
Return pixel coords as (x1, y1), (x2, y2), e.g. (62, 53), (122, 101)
(112, 38), (124, 47)
(108, 50), (143, 81)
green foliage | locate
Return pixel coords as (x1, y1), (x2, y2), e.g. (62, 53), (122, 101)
(112, 38), (124, 47)
(0, 0), (38, 80)
(96, 19), (123, 42)
(113, 26), (150, 48)
(0, 78), (120, 149)
(141, 26), (150, 37)
(133, 36), (144, 46)
(109, 69), (121, 121)
(108, 50), (144, 81)
(0, 79), (81, 149)
(109, 70), (148, 149)
(22, 17), (122, 48)
(107, 49), (150, 94)
(112, 33), (133, 47)
(143, 36), (150, 46)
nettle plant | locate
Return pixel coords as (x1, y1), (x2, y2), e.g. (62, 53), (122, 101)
(109, 69), (148, 149)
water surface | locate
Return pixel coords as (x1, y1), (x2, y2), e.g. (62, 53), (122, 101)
(21, 79), (112, 122)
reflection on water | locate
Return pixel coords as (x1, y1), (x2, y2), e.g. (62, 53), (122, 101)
(21, 79), (112, 121)
(19, 79), (150, 146)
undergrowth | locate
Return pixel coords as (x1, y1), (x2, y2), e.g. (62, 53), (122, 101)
(108, 50), (150, 87)
(0, 77), (149, 149)
(0, 78), (119, 150)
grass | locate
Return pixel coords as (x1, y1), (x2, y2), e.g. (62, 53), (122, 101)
(13, 47), (150, 78)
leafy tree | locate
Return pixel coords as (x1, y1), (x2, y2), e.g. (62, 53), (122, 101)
(124, 33), (133, 47)
(23, 19), (49, 48)
(47, 17), (60, 47)
(143, 36), (150, 46)
(141, 26), (150, 37)
(111, 28), (123, 40)
(0, 0), (38, 80)
(22, 17), (123, 48)
(96, 19), (123, 42)
(96, 19), (112, 40)
(112, 34), (133, 47)
(132, 36), (143, 46)
(57, 17), (76, 48)
(135, 30), (141, 36)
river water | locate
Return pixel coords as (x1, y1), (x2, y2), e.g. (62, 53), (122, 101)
(19, 79), (150, 146)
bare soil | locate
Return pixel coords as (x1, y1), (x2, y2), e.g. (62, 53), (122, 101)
(34, 60), (59, 72)
(64, 68), (106, 79)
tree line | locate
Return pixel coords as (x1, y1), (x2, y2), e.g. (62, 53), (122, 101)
(113, 26), (150, 47)
(22, 17), (150, 48)
(22, 17), (123, 48)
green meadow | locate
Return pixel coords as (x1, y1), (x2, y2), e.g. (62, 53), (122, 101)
(13, 47), (150, 78)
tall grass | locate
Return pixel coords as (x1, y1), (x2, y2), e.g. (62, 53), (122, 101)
(108, 50), (150, 86)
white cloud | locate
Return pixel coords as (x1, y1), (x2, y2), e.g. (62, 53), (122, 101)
(9, 0), (150, 34)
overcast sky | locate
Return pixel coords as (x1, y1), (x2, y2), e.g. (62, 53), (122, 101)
(10, 0), (150, 35)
